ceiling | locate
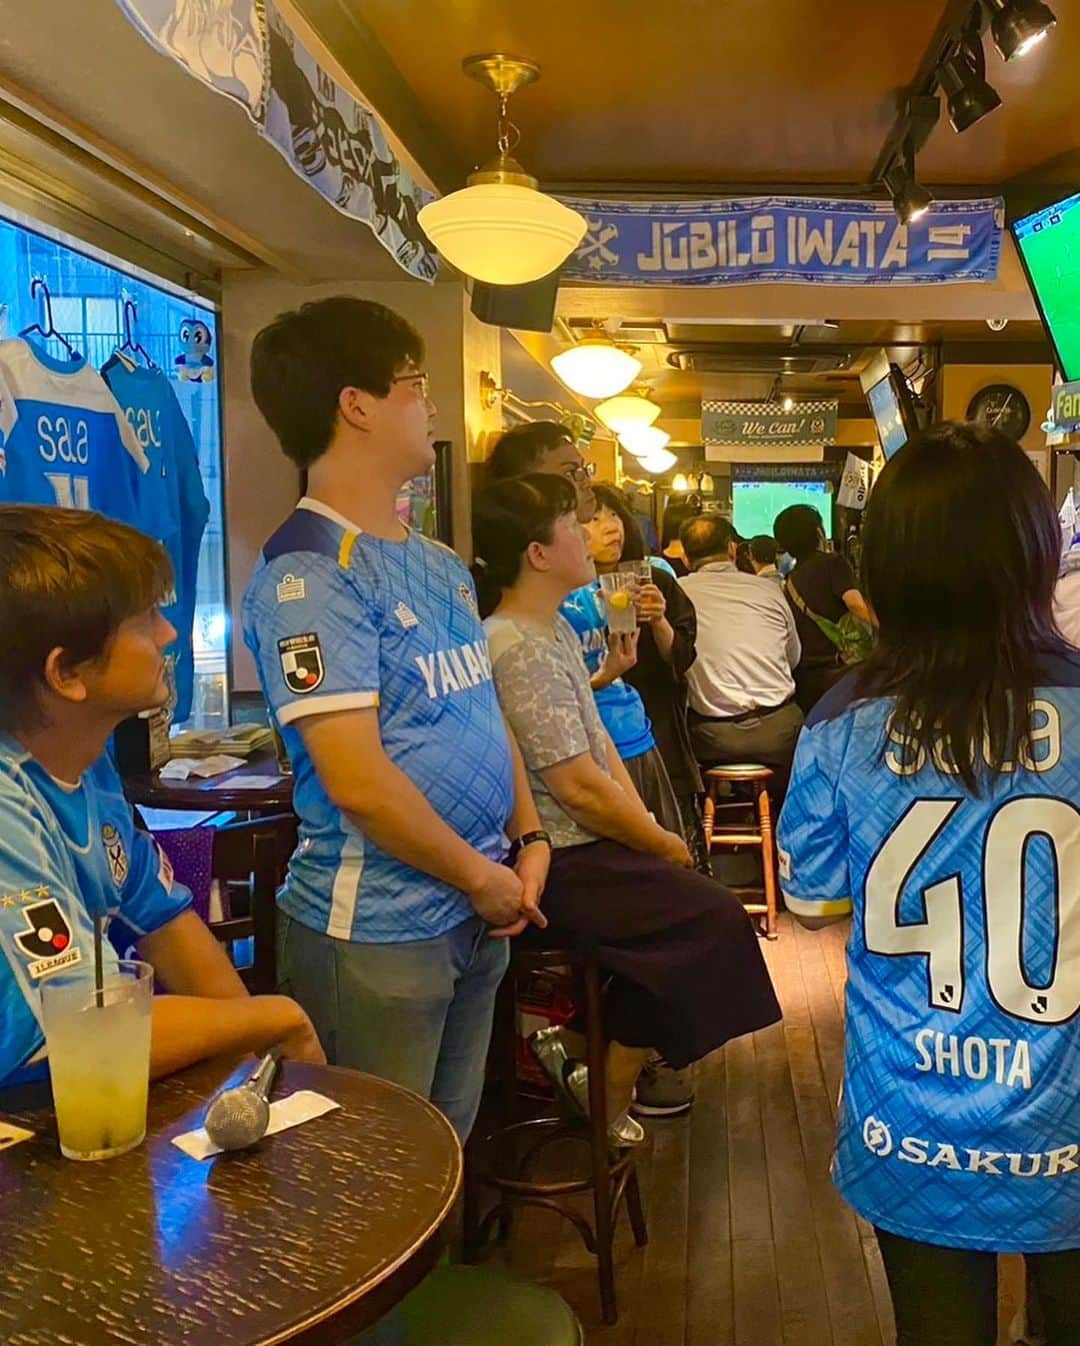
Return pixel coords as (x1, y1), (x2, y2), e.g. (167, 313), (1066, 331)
(358, 0), (1075, 188)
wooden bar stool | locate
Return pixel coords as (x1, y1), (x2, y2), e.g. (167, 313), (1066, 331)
(703, 764), (779, 939)
(466, 943), (648, 1326)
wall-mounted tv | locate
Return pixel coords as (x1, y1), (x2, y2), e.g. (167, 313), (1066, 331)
(1013, 191), (1080, 381)
(860, 350), (919, 459)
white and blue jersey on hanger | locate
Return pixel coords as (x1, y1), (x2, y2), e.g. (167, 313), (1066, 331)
(777, 652), (1080, 1253)
(0, 338), (147, 524)
(0, 738), (192, 1089)
(102, 355), (210, 723)
(243, 498), (514, 945)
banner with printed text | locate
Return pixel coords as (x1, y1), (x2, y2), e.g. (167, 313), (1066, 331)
(559, 195), (1003, 286)
(115, 0), (438, 281)
(703, 399), (839, 448)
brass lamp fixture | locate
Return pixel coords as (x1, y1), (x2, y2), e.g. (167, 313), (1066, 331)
(418, 55), (586, 285)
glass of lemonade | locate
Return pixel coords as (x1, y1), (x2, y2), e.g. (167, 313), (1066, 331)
(599, 571), (638, 635)
(40, 960), (153, 1161)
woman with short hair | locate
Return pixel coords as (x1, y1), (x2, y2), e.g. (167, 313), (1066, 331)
(473, 475), (781, 1140)
(779, 423), (1080, 1346)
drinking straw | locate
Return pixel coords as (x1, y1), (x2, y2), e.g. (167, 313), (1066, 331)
(93, 914), (105, 1009)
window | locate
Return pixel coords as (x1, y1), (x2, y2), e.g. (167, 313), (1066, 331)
(0, 211), (228, 727)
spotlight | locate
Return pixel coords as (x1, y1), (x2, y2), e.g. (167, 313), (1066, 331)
(782, 395), (795, 412)
(939, 37), (1001, 132)
(883, 152), (934, 225)
(984, 0), (1056, 61)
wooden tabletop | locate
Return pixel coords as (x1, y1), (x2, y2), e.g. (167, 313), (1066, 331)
(0, 1058), (462, 1345)
(123, 747), (294, 812)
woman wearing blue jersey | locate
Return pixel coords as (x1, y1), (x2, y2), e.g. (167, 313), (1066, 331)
(778, 423), (1080, 1345)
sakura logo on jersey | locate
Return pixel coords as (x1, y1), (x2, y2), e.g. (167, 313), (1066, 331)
(278, 633), (325, 693)
(13, 897), (82, 979)
(458, 583), (478, 614)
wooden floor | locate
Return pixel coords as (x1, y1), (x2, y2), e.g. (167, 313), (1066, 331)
(500, 914), (892, 1345)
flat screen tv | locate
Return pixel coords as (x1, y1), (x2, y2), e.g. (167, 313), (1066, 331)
(732, 479), (832, 541)
(1013, 191), (1080, 381)
(860, 352), (919, 459)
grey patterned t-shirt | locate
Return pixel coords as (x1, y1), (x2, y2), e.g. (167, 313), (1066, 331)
(484, 612), (609, 849)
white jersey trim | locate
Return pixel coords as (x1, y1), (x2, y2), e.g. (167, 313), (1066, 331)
(276, 690), (380, 726)
(327, 824), (365, 940)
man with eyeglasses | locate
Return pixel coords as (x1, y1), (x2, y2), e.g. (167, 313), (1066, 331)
(243, 297), (548, 1141)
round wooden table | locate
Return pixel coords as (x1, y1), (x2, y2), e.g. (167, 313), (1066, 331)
(0, 1058), (462, 1345)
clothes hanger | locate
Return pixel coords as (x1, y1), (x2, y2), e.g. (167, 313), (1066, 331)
(118, 297), (157, 369)
(19, 277), (78, 359)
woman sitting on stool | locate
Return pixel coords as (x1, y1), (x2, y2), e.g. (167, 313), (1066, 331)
(473, 475), (781, 1144)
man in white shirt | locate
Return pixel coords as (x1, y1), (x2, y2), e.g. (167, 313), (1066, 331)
(679, 514), (803, 793)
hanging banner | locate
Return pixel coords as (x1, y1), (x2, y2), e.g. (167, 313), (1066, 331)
(1052, 379), (1080, 433)
(559, 195), (1003, 286)
(836, 452), (872, 510)
(115, 0), (438, 282)
(703, 399), (839, 448)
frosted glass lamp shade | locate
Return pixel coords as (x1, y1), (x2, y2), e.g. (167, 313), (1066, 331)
(418, 184), (586, 285)
(595, 394), (661, 435)
(637, 448), (678, 474)
(618, 424), (671, 457)
(551, 341), (642, 399)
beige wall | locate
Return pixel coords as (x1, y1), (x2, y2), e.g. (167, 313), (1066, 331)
(939, 363), (1053, 452)
(222, 272), (499, 688)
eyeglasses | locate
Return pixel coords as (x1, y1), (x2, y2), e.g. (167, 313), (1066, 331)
(562, 462), (596, 483)
(391, 371), (431, 400)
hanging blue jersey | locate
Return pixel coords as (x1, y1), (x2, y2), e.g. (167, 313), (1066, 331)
(243, 499), (514, 944)
(560, 583), (655, 761)
(777, 654), (1080, 1253)
(0, 339), (147, 526)
(0, 737), (192, 1089)
(102, 357), (210, 723)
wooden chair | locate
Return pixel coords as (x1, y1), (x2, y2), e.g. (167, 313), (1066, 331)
(466, 943), (648, 1326)
(207, 813), (297, 993)
(703, 764), (779, 939)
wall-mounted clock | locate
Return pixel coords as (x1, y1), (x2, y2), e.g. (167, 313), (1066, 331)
(966, 384), (1032, 441)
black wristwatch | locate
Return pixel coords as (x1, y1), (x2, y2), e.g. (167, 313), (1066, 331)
(510, 829), (552, 860)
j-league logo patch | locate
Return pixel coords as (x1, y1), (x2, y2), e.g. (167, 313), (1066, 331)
(102, 823), (129, 888)
(14, 898), (82, 979)
(278, 633), (325, 694)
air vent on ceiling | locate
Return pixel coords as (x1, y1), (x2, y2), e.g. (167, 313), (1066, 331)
(669, 349), (853, 375)
(567, 319), (668, 344)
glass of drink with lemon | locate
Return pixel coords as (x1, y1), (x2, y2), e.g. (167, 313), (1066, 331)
(40, 960), (153, 1161)
(599, 571), (638, 635)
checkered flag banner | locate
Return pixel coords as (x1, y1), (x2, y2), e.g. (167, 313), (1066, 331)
(702, 398), (839, 448)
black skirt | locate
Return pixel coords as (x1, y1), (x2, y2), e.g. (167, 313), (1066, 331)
(533, 839), (782, 1069)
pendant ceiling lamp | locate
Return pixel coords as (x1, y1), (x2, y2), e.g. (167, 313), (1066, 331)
(551, 339), (642, 399)
(637, 448), (678, 475)
(417, 55), (586, 286)
(595, 390), (662, 435)
(618, 424), (671, 458)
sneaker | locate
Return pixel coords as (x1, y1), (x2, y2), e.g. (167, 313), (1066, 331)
(527, 1026), (580, 1114)
(631, 1058), (694, 1118)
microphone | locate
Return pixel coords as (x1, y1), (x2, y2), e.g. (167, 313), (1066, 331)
(203, 1046), (283, 1151)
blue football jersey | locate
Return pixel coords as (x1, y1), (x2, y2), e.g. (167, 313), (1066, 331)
(559, 582), (655, 761)
(0, 737), (192, 1088)
(0, 338), (147, 526)
(102, 357), (210, 722)
(777, 655), (1080, 1253)
(243, 499), (515, 944)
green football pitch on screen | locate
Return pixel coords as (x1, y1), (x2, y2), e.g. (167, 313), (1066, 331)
(732, 480), (832, 542)
(1018, 207), (1080, 381)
